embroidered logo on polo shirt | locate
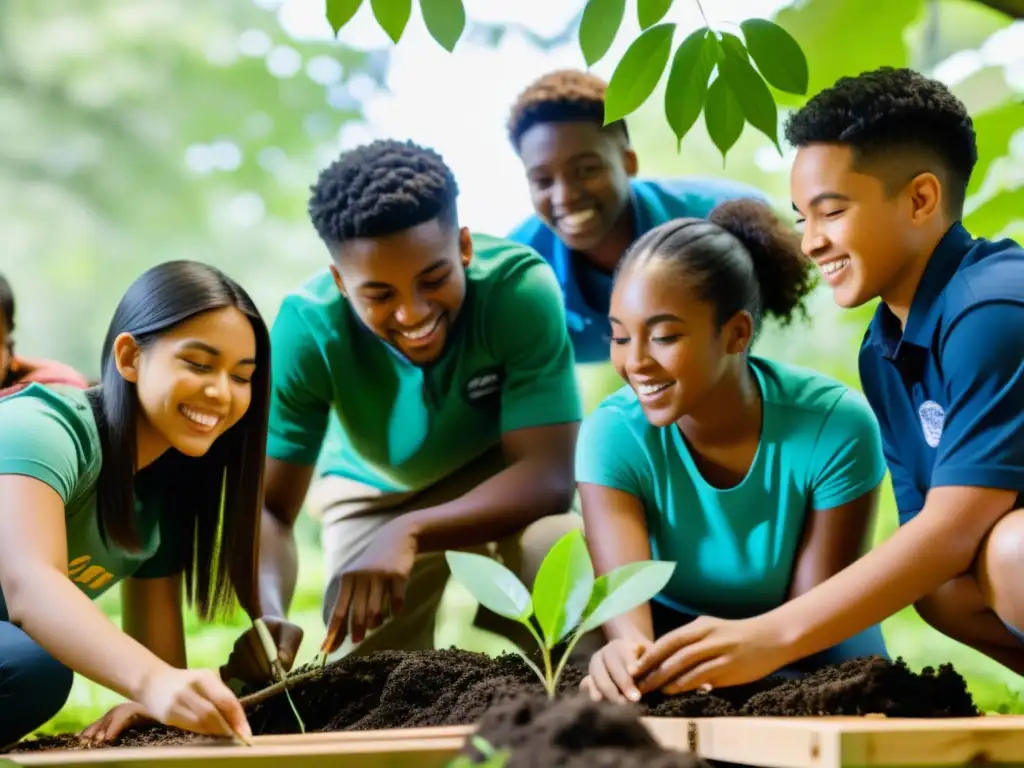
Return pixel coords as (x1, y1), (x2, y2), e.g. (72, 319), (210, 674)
(463, 366), (503, 404)
(918, 400), (945, 448)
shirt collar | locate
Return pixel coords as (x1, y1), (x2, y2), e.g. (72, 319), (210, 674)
(866, 221), (976, 356)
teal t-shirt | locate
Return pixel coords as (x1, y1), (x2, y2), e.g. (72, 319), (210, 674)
(266, 233), (583, 492)
(0, 385), (184, 619)
(575, 357), (886, 618)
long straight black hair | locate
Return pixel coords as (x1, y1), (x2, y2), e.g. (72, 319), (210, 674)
(86, 260), (270, 622)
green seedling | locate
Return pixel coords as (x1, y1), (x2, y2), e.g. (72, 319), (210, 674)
(444, 736), (511, 768)
(254, 618), (306, 734)
(445, 529), (675, 697)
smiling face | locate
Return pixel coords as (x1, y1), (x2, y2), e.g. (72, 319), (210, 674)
(118, 306), (257, 459)
(791, 142), (939, 310)
(330, 217), (472, 366)
(517, 121), (637, 254)
(609, 260), (751, 428)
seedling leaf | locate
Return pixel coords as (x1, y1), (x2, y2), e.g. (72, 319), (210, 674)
(420, 0), (466, 52)
(604, 22), (675, 125)
(718, 39), (779, 152)
(578, 561), (676, 634)
(740, 18), (808, 95)
(445, 551), (533, 622)
(638, 0), (674, 29)
(370, 0), (412, 43)
(326, 0), (363, 35)
(532, 529), (595, 646)
(578, 0), (626, 67)
(664, 27), (718, 149)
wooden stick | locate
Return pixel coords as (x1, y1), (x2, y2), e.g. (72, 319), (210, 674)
(238, 667), (326, 710)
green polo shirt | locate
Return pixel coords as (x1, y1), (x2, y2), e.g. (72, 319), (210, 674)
(0, 384), (183, 618)
(575, 357), (886, 619)
(266, 233), (582, 492)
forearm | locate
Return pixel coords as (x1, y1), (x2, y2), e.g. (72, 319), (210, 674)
(258, 507), (298, 618)
(405, 458), (574, 552)
(774, 504), (992, 659)
(6, 570), (170, 702)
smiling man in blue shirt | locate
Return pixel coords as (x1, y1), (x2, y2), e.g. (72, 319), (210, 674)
(505, 70), (769, 372)
(617, 67), (1024, 697)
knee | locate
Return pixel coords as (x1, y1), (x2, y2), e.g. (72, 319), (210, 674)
(914, 576), (977, 639)
(979, 508), (1024, 627)
(0, 627), (74, 744)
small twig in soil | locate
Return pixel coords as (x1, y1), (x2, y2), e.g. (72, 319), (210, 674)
(238, 666), (326, 710)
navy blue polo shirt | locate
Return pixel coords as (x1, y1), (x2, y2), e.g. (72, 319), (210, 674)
(858, 222), (1024, 525)
(507, 177), (769, 364)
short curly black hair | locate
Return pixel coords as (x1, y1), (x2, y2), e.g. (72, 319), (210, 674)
(308, 139), (460, 246)
(507, 69), (629, 151)
(784, 67), (977, 216)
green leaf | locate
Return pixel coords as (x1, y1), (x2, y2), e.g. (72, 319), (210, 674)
(638, 0), (674, 29)
(445, 551), (533, 622)
(740, 18), (808, 95)
(719, 31), (748, 59)
(718, 41), (779, 152)
(604, 23), (675, 125)
(578, 561), (676, 634)
(420, 0), (466, 52)
(532, 530), (595, 646)
(664, 27), (718, 149)
(578, 0), (626, 67)
(703, 74), (745, 162)
(371, 0), (412, 42)
(326, 0), (364, 35)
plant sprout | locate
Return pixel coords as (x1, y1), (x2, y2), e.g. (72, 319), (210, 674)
(445, 529), (675, 697)
(254, 618), (306, 734)
(444, 736), (511, 768)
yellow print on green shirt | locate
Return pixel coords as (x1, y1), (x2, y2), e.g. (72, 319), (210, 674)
(67, 555), (114, 591)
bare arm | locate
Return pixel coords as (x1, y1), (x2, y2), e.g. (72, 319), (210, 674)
(578, 481), (656, 643)
(121, 575), (187, 669)
(775, 485), (1016, 657)
(787, 486), (880, 600)
(259, 458), (315, 619)
(403, 422), (578, 552)
(0, 476), (171, 702)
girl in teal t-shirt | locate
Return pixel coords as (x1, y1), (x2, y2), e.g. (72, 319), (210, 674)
(0, 261), (271, 747)
(575, 199), (889, 703)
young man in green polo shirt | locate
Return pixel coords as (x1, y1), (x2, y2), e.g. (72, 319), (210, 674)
(224, 139), (585, 679)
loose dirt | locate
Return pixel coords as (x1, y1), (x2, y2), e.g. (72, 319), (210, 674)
(7, 650), (977, 753)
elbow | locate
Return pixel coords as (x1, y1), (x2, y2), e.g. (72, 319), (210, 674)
(534, 455), (577, 516)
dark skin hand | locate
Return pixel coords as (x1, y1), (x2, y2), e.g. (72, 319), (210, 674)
(221, 457), (312, 687)
(80, 575), (189, 744)
(632, 486), (879, 695)
(578, 481), (881, 700)
(322, 421), (578, 653)
(630, 485), (1018, 694)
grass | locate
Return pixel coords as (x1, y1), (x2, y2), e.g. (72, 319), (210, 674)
(33, 360), (1024, 734)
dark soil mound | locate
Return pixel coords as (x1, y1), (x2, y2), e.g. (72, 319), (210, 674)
(462, 694), (704, 768)
(7, 650), (978, 754)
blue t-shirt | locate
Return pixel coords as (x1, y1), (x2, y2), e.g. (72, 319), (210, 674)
(507, 177), (770, 363)
(858, 222), (1024, 525)
(575, 357), (886, 618)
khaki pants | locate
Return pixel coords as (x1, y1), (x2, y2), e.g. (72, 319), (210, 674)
(308, 447), (600, 661)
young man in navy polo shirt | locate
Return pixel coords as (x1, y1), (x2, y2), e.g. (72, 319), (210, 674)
(617, 67), (1024, 696)
(505, 69), (768, 406)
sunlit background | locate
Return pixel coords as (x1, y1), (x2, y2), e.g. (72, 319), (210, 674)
(2, 0), (1023, 731)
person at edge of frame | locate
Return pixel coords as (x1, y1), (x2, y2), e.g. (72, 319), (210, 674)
(606, 66), (1024, 699)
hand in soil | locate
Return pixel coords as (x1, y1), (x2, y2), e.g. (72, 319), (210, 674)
(322, 519), (417, 651)
(221, 617), (305, 686)
(138, 667), (253, 742)
(580, 637), (650, 703)
(80, 703), (153, 745)
(631, 615), (791, 695)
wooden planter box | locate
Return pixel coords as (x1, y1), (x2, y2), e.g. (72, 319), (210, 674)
(7, 716), (1024, 768)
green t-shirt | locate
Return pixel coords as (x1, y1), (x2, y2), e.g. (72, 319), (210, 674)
(266, 233), (583, 492)
(575, 357), (886, 618)
(0, 385), (184, 618)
